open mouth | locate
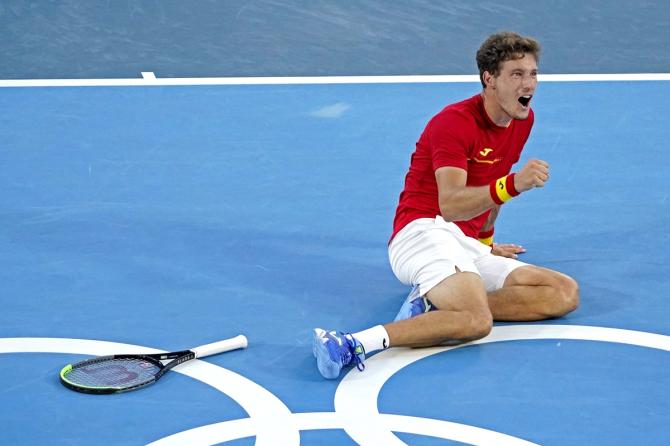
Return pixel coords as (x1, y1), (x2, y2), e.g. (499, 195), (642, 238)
(518, 95), (533, 108)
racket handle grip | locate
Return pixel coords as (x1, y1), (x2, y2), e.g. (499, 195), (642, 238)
(192, 335), (248, 358)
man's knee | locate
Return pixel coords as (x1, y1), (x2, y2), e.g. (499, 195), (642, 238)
(505, 266), (580, 319)
(464, 309), (493, 340)
(551, 274), (579, 317)
(430, 307), (492, 342)
(428, 271), (492, 340)
(539, 270), (579, 318)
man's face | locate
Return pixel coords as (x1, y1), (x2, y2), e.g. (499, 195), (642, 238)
(487, 54), (538, 120)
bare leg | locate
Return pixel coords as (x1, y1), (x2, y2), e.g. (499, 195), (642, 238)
(384, 271), (492, 348)
(488, 265), (579, 321)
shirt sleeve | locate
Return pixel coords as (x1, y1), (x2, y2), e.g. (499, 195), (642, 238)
(427, 111), (471, 172)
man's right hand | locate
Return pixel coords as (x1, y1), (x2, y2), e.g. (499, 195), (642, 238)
(514, 159), (550, 192)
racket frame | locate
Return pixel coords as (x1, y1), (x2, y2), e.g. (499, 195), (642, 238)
(59, 349), (195, 394)
(59, 335), (247, 394)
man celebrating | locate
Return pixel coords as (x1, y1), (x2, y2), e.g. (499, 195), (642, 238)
(313, 31), (579, 379)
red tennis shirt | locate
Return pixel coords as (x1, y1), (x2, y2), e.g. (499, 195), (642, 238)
(391, 93), (534, 242)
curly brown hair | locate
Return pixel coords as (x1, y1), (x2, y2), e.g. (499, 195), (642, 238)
(476, 32), (541, 88)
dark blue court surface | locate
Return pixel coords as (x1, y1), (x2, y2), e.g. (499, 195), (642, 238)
(2, 2), (670, 445)
(2, 0), (670, 78)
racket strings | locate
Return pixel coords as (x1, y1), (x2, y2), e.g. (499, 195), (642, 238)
(64, 358), (161, 389)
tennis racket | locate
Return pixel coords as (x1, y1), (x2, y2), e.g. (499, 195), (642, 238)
(59, 334), (248, 394)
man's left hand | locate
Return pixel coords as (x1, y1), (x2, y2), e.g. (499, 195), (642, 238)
(491, 243), (526, 259)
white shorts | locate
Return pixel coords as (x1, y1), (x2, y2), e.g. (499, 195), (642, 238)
(388, 216), (528, 296)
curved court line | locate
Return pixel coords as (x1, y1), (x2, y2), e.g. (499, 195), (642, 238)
(0, 338), (299, 446)
(146, 412), (537, 446)
(5, 326), (669, 445)
(335, 324), (670, 445)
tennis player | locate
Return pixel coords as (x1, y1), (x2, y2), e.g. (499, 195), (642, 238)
(313, 31), (579, 379)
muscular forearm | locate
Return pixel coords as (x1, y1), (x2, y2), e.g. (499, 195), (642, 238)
(439, 185), (497, 222)
(436, 158), (549, 223)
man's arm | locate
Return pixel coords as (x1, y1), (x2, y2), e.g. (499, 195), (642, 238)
(435, 158), (550, 222)
(435, 167), (495, 221)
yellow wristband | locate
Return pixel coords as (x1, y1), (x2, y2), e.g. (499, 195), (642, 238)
(495, 177), (513, 203)
(489, 173), (520, 205)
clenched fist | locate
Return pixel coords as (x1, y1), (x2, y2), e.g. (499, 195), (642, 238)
(514, 159), (549, 192)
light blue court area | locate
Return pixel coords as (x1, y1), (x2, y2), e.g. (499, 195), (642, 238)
(1, 80), (669, 445)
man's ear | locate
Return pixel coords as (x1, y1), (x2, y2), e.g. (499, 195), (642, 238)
(483, 71), (496, 90)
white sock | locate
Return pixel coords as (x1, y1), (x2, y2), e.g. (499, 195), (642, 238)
(352, 325), (390, 355)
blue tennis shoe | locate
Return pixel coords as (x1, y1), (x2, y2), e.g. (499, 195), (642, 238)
(312, 329), (365, 379)
(394, 285), (436, 321)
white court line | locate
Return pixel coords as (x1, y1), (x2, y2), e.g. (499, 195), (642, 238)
(335, 324), (670, 446)
(0, 73), (669, 88)
(147, 412), (538, 446)
(3, 325), (669, 445)
(150, 324), (670, 445)
(0, 338), (299, 446)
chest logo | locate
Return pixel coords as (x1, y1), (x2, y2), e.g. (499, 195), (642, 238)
(470, 147), (502, 165)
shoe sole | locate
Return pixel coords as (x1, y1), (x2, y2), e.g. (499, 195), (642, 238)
(312, 328), (340, 379)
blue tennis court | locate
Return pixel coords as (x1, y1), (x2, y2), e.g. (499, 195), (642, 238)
(2, 2), (669, 445)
